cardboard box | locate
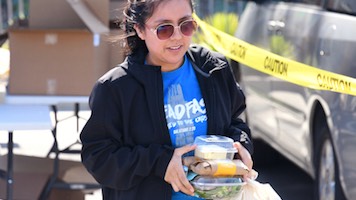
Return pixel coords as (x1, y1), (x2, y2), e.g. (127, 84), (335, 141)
(0, 154), (98, 200)
(109, 0), (127, 69)
(108, 29), (126, 67)
(8, 0), (111, 96)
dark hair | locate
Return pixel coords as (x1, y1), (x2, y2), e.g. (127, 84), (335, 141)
(122, 0), (194, 55)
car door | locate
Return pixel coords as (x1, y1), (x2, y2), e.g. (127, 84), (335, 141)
(268, 1), (322, 164)
(236, 2), (279, 140)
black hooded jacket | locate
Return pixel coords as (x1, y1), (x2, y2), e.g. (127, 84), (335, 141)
(80, 44), (253, 200)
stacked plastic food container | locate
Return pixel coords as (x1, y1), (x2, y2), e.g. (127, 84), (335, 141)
(183, 135), (248, 199)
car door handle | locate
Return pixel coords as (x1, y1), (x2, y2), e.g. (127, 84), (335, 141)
(268, 20), (285, 33)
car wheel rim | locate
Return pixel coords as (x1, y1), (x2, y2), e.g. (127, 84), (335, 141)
(319, 138), (335, 200)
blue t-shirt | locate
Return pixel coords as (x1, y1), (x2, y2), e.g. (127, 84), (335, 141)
(162, 56), (207, 148)
(162, 56), (207, 200)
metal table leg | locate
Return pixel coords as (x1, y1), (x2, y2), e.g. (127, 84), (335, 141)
(7, 131), (14, 200)
(39, 104), (100, 199)
(39, 105), (59, 200)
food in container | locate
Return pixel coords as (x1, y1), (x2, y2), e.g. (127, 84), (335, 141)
(190, 175), (245, 199)
(183, 156), (249, 176)
(194, 135), (237, 160)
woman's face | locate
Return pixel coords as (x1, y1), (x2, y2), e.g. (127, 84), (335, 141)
(136, 0), (194, 71)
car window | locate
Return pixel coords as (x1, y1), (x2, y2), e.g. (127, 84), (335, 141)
(252, 0), (356, 15)
(300, 0), (325, 6)
(241, 0), (324, 6)
(269, 0), (324, 5)
(326, 0), (356, 15)
(195, 0), (246, 17)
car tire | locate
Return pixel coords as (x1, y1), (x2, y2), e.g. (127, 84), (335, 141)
(314, 125), (346, 200)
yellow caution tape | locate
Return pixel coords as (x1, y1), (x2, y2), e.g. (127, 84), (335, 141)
(193, 14), (356, 96)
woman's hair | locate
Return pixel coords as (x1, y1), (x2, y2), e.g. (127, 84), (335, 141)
(121, 0), (194, 55)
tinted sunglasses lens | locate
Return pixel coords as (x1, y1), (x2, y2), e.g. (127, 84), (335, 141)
(181, 21), (197, 36)
(156, 24), (174, 40)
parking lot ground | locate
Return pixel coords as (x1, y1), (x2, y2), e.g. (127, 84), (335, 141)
(254, 146), (314, 200)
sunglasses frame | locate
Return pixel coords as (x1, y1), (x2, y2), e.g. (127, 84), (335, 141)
(147, 19), (198, 40)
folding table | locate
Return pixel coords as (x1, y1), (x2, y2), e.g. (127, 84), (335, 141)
(0, 104), (52, 200)
(3, 95), (101, 200)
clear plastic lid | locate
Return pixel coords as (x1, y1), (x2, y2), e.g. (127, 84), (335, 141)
(194, 135), (237, 160)
(191, 176), (244, 187)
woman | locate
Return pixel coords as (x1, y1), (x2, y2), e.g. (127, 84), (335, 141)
(80, 0), (253, 199)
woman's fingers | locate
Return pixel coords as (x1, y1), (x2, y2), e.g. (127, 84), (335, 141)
(173, 174), (194, 195)
(178, 171), (194, 195)
(171, 183), (179, 192)
(164, 145), (196, 196)
(234, 142), (253, 170)
(234, 142), (254, 181)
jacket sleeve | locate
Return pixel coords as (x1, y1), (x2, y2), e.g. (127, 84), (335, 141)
(224, 60), (254, 155)
(80, 80), (174, 190)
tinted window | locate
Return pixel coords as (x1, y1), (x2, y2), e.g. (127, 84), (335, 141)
(237, 0), (356, 14)
(280, 0), (325, 5)
(327, 0), (356, 15)
(244, 0), (323, 6)
(195, 0), (246, 17)
(300, 0), (324, 5)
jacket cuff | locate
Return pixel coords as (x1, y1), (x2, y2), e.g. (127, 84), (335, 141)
(238, 131), (254, 155)
(154, 146), (175, 179)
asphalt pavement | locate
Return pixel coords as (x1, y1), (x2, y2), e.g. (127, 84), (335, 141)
(253, 143), (314, 200)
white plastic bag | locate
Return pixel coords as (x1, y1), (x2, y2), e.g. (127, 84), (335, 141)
(233, 178), (282, 200)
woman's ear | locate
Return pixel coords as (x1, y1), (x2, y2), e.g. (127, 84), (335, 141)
(134, 24), (145, 40)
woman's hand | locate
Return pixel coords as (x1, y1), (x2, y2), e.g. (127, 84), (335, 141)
(164, 145), (196, 196)
(234, 142), (254, 180)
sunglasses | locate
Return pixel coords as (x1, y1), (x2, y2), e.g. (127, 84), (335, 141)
(147, 19), (198, 40)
